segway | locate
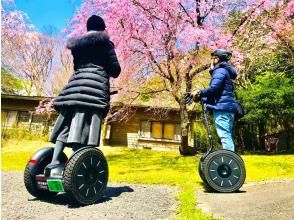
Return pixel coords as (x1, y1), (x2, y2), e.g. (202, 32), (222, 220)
(24, 91), (119, 204)
(24, 146), (108, 205)
(198, 99), (246, 192)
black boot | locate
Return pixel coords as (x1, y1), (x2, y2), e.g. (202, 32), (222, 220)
(44, 141), (65, 176)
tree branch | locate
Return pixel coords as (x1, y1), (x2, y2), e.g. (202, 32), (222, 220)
(179, 2), (196, 27)
(131, 36), (172, 81)
(231, 0), (266, 38)
(189, 63), (211, 78)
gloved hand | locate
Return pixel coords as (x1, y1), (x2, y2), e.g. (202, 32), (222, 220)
(184, 93), (194, 105)
(191, 90), (201, 102)
(184, 91), (201, 104)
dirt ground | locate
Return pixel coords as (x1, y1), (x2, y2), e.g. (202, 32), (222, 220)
(1, 171), (177, 220)
(3, 171), (294, 220)
(197, 179), (294, 220)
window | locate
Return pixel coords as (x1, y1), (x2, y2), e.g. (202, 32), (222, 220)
(151, 122), (163, 139)
(6, 111), (18, 127)
(18, 111), (30, 123)
(163, 123), (174, 140)
(140, 121), (151, 138)
(32, 114), (44, 123)
(140, 121), (180, 141)
(174, 124), (181, 141)
(30, 114), (44, 130)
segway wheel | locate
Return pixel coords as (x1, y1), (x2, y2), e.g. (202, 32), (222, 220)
(198, 159), (208, 185)
(24, 163), (58, 198)
(24, 147), (68, 199)
(203, 150), (246, 193)
(63, 147), (108, 205)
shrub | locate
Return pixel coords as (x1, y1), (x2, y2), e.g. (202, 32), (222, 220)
(1, 125), (49, 142)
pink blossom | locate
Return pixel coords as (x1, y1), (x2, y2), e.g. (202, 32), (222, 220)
(35, 98), (55, 115)
(68, 1), (284, 71)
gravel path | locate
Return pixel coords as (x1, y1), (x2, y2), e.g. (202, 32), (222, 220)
(197, 179), (294, 220)
(1, 171), (178, 220)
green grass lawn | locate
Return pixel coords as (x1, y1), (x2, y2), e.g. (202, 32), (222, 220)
(2, 139), (294, 219)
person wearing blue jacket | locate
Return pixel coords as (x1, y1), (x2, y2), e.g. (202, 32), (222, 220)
(192, 49), (238, 152)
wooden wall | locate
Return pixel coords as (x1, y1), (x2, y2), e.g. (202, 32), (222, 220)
(1, 95), (183, 151)
(109, 108), (181, 151)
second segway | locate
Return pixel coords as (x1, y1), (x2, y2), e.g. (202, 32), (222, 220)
(198, 99), (246, 192)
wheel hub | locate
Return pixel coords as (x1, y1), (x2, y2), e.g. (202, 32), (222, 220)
(85, 168), (98, 185)
(217, 164), (232, 178)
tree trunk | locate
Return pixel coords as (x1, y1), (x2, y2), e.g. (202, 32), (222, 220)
(235, 121), (245, 154)
(251, 124), (256, 153)
(179, 104), (196, 156)
(258, 122), (266, 151)
(283, 121), (290, 151)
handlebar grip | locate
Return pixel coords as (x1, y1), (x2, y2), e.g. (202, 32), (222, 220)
(110, 91), (118, 95)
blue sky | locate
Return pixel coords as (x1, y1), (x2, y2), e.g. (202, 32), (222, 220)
(13, 0), (82, 34)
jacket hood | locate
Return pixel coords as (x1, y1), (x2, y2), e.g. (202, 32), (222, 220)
(66, 31), (110, 50)
(219, 62), (237, 80)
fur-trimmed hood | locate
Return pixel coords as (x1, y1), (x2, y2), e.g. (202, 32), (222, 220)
(66, 31), (110, 50)
(55, 30), (121, 115)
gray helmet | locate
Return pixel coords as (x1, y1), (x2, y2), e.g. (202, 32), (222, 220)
(211, 49), (232, 61)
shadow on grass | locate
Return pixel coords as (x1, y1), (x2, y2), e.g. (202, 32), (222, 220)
(28, 185), (134, 208)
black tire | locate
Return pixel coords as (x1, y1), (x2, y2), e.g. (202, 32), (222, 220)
(198, 156), (213, 191)
(203, 150), (246, 193)
(24, 163), (58, 198)
(24, 148), (68, 199)
(63, 147), (108, 205)
(198, 159), (207, 184)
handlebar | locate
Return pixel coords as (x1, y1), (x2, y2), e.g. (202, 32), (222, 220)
(110, 91), (118, 96)
(200, 98), (207, 111)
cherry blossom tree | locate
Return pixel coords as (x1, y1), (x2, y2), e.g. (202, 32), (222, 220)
(2, 0), (55, 96)
(228, 0), (294, 88)
(67, 0), (293, 155)
(48, 42), (74, 96)
(18, 32), (55, 96)
(1, 0), (32, 71)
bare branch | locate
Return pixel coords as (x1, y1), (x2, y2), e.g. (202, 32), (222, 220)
(189, 63), (211, 78)
(179, 2), (196, 27)
(231, 0), (266, 38)
(131, 36), (172, 81)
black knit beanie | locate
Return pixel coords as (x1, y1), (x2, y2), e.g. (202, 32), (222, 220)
(86, 15), (106, 31)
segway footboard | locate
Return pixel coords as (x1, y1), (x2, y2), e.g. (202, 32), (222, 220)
(24, 147), (68, 198)
(202, 150), (246, 192)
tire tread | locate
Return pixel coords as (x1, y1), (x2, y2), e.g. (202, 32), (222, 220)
(63, 147), (108, 205)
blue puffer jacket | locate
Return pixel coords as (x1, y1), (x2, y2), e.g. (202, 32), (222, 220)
(200, 62), (238, 113)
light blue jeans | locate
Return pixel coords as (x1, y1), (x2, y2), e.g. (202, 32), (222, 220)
(213, 110), (235, 152)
